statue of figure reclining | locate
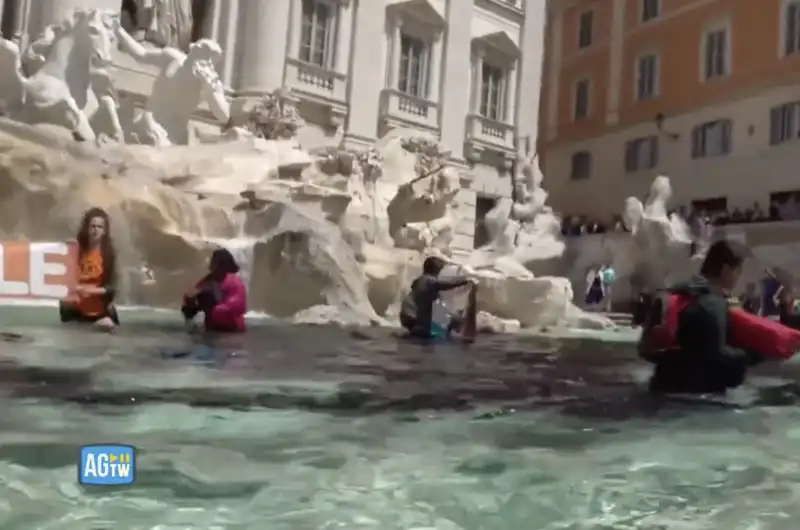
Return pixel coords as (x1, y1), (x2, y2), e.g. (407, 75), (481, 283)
(115, 25), (230, 146)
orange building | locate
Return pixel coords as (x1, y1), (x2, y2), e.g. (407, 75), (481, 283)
(538, 0), (800, 221)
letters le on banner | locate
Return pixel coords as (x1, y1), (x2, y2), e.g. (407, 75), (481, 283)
(0, 241), (77, 299)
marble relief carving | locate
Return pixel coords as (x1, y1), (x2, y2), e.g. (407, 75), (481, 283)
(120, 0), (201, 50)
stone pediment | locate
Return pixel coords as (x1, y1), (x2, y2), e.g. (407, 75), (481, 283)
(387, 0), (446, 28)
(473, 31), (520, 58)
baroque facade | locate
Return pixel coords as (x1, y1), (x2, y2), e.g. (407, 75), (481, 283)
(540, 0), (800, 221)
(1, 0), (546, 254)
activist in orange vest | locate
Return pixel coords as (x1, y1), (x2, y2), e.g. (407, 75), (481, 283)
(58, 208), (119, 330)
(638, 239), (768, 394)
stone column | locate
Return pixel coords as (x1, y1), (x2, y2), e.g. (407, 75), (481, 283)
(505, 61), (518, 124)
(287, 0), (302, 59)
(334, 3), (353, 74)
(0, 0), (6, 37)
(439, 0), (473, 161)
(218, 0), (239, 87)
(517, 0), (548, 142)
(471, 51), (484, 113)
(387, 17), (403, 89)
(10, 0), (27, 45)
(0, 0), (14, 40)
(202, 0), (221, 40)
(236, 0), (291, 95)
(343, 0), (386, 148)
(428, 35), (442, 102)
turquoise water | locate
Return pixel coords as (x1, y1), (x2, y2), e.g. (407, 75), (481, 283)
(1, 306), (800, 529)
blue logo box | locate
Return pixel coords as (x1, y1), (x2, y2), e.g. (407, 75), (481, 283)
(78, 444), (136, 486)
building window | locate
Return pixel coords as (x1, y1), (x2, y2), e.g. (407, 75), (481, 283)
(786, 1), (800, 55)
(703, 27), (729, 80)
(299, 0), (336, 68)
(479, 64), (507, 122)
(625, 136), (658, 172)
(641, 0), (660, 22)
(398, 35), (429, 98)
(473, 196), (497, 248)
(578, 11), (593, 49)
(570, 150), (591, 180)
(770, 101), (800, 145)
(573, 79), (590, 121)
(636, 53), (658, 100)
(691, 119), (732, 158)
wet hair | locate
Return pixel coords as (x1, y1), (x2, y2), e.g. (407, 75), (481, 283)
(422, 256), (446, 276)
(210, 248), (240, 275)
(700, 239), (749, 278)
(76, 207), (116, 286)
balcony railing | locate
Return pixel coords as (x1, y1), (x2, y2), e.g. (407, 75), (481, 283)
(485, 0), (524, 14)
(380, 89), (440, 132)
(284, 57), (347, 107)
(465, 114), (515, 154)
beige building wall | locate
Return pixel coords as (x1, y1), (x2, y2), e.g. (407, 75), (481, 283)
(539, 0), (800, 221)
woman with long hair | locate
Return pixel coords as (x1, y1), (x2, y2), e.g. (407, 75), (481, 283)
(181, 247), (247, 332)
(59, 207), (119, 330)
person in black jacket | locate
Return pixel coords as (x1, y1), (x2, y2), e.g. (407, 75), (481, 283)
(643, 239), (764, 394)
(399, 256), (474, 339)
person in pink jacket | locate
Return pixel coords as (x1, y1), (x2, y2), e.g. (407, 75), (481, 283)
(181, 248), (247, 332)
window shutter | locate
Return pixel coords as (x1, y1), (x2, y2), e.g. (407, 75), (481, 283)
(771, 106), (782, 145)
(649, 137), (659, 168)
(691, 126), (702, 158)
(624, 141), (636, 172)
(788, 5), (800, 55)
(722, 120), (732, 153)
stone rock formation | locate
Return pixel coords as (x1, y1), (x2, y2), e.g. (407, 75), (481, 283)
(0, 8), (614, 332)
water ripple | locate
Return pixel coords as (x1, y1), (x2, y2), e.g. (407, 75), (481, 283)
(0, 315), (798, 528)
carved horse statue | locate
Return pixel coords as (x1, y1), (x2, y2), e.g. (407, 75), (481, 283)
(0, 9), (120, 142)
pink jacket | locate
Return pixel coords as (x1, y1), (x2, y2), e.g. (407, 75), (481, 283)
(206, 273), (247, 332)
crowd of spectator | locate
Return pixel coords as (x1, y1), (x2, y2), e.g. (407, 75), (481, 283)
(562, 199), (800, 237)
(561, 215), (625, 236)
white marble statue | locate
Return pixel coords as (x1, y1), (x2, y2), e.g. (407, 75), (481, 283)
(243, 89), (304, 140)
(125, 0), (194, 50)
(622, 175), (701, 292)
(115, 25), (229, 145)
(469, 154), (565, 272)
(0, 9), (121, 142)
(388, 136), (459, 252)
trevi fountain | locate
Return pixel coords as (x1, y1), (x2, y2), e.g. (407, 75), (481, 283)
(0, 7), (799, 530)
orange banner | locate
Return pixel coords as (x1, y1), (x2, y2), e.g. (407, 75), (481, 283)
(0, 241), (77, 299)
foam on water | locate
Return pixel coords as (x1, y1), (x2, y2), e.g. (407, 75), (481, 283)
(207, 236), (258, 292)
(0, 298), (274, 319)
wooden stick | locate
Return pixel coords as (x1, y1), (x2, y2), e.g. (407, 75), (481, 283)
(462, 283), (477, 343)
(408, 164), (446, 185)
